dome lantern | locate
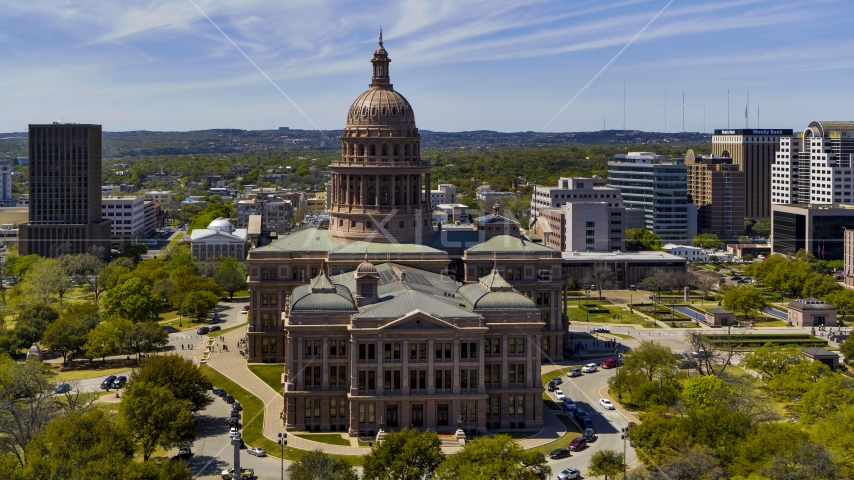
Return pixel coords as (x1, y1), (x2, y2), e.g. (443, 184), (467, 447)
(370, 28), (392, 89)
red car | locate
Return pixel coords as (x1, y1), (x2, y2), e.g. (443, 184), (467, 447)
(568, 437), (587, 451)
(242, 305), (250, 311)
(600, 358), (617, 369)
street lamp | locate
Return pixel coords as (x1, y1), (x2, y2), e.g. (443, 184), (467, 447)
(620, 425), (629, 480)
(277, 432), (287, 480)
(585, 289), (590, 322)
(178, 295), (183, 327)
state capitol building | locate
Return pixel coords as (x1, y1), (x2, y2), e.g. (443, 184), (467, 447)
(244, 39), (571, 436)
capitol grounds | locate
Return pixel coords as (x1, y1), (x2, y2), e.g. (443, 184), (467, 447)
(93, 283), (828, 480)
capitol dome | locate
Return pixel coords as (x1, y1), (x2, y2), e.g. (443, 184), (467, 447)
(208, 217), (234, 234)
(347, 88), (415, 127)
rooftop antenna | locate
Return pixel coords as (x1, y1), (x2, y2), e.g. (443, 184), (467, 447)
(727, 89), (730, 128)
(623, 80), (626, 130)
(745, 92), (749, 129)
(379, 26), (383, 45)
(664, 90), (667, 133)
(757, 101), (760, 129)
(682, 92), (685, 133)
(703, 103), (706, 133)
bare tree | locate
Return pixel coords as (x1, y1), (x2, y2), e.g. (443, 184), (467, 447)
(66, 249), (107, 302)
(0, 359), (63, 465)
(582, 263), (618, 300)
(693, 271), (721, 305)
(763, 442), (843, 480)
(682, 331), (738, 377)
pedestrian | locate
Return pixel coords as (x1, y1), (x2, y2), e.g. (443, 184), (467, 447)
(181, 344), (184, 350)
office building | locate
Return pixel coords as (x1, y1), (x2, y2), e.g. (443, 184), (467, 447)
(560, 250), (687, 289)
(771, 203), (854, 260)
(475, 184), (515, 206)
(0, 156), (12, 207)
(712, 128), (792, 219)
(530, 177), (623, 219)
(143, 190), (173, 205)
(684, 150), (744, 239)
(237, 198), (293, 236)
(101, 196), (146, 246)
(426, 184), (458, 209)
(19, 124), (111, 260)
(772, 121), (854, 206)
(433, 203), (469, 224)
(607, 153), (696, 243)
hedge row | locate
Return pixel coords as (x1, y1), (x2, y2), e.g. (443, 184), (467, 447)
(578, 304), (611, 314)
(701, 334), (814, 341)
(704, 339), (828, 348)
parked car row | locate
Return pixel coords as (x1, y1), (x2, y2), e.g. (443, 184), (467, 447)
(100, 375), (127, 390)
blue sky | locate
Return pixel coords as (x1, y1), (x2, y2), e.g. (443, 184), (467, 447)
(0, 0), (852, 133)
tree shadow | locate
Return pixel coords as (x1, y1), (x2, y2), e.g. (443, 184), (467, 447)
(196, 413), (232, 439)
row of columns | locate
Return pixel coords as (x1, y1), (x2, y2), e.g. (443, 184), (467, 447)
(331, 172), (431, 209)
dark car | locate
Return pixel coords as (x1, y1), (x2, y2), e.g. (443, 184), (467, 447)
(101, 375), (117, 390)
(232, 401), (243, 411)
(229, 418), (240, 428)
(549, 448), (571, 459)
(547, 382), (557, 392)
(568, 437), (587, 451)
(231, 410), (241, 419)
(582, 417), (596, 430)
(209, 326), (221, 332)
(56, 382), (71, 394)
(551, 376), (563, 385)
(212, 388), (226, 397)
(197, 327), (210, 335)
(172, 447), (192, 462)
(574, 408), (588, 421)
(111, 376), (127, 389)
(224, 394), (235, 404)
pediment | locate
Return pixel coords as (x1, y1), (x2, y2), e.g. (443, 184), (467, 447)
(378, 310), (459, 331)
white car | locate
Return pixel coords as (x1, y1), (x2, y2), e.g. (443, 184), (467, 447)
(229, 427), (239, 438)
(599, 398), (615, 410)
(582, 363), (598, 373)
(557, 467), (581, 480)
(555, 389), (566, 400)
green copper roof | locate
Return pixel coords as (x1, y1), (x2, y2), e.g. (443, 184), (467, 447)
(332, 241), (444, 255)
(479, 269), (513, 291)
(253, 228), (344, 253)
(290, 283), (356, 313)
(310, 273), (336, 293)
(354, 290), (480, 319)
(466, 235), (555, 253)
(457, 283), (538, 311)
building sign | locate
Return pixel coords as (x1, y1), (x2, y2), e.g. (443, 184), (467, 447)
(714, 129), (793, 136)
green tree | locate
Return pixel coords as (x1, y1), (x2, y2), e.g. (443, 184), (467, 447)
(122, 321), (169, 361)
(215, 258), (247, 300)
(626, 228), (662, 251)
(11, 303), (59, 350)
(762, 441), (843, 480)
(622, 340), (679, 383)
(765, 360), (831, 402)
(363, 428), (444, 480)
(823, 289), (854, 323)
(839, 334), (854, 366)
(4, 254), (41, 283)
(682, 375), (733, 410)
(434, 434), (549, 480)
(103, 278), (163, 323)
(127, 354), (213, 411)
(182, 291), (220, 321)
(61, 302), (101, 331)
(119, 382), (196, 460)
(607, 367), (646, 401)
(796, 375), (854, 425)
(20, 258), (68, 303)
(117, 244), (148, 263)
(588, 449), (625, 480)
(801, 273), (841, 298)
(692, 233), (724, 250)
(722, 287), (768, 321)
(42, 317), (88, 364)
(98, 263), (132, 293)
(741, 344), (804, 379)
(286, 449), (359, 480)
(633, 379), (680, 410)
(66, 251), (107, 302)
(84, 320), (124, 362)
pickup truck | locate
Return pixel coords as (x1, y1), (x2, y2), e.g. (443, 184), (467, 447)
(599, 358), (617, 369)
(221, 467), (254, 479)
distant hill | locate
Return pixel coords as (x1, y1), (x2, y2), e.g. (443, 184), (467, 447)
(0, 128), (710, 159)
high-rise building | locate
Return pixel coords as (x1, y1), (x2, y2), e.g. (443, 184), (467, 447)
(684, 150), (745, 239)
(712, 128), (792, 219)
(0, 156), (13, 207)
(328, 40), (433, 243)
(607, 153), (696, 243)
(772, 121), (854, 206)
(19, 124), (111, 260)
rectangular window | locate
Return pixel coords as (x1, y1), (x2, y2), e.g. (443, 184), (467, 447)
(359, 403), (365, 423)
(359, 343), (376, 361)
(358, 371), (366, 390)
(305, 400), (312, 419)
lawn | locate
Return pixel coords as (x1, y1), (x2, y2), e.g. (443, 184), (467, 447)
(293, 433), (353, 446)
(54, 366), (129, 382)
(532, 414), (582, 456)
(247, 364), (284, 396)
(200, 365), (364, 466)
(206, 320), (248, 337)
(566, 306), (658, 328)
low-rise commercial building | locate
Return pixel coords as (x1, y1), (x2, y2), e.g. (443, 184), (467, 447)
(772, 204), (854, 260)
(425, 184), (458, 209)
(787, 298), (837, 327)
(433, 204), (469, 224)
(662, 244), (708, 263)
(237, 198), (293, 236)
(560, 250), (687, 289)
(143, 190), (173, 205)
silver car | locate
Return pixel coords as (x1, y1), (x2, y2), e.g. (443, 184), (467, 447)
(247, 447), (266, 457)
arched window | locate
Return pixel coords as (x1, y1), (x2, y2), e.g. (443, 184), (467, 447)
(392, 107), (398, 115)
(380, 187), (389, 205)
(393, 144), (399, 156)
(362, 107), (367, 116)
(359, 144), (365, 156)
(404, 144), (410, 156)
(381, 144), (388, 156)
(371, 107), (377, 116)
(369, 144), (376, 156)
(382, 107), (387, 115)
